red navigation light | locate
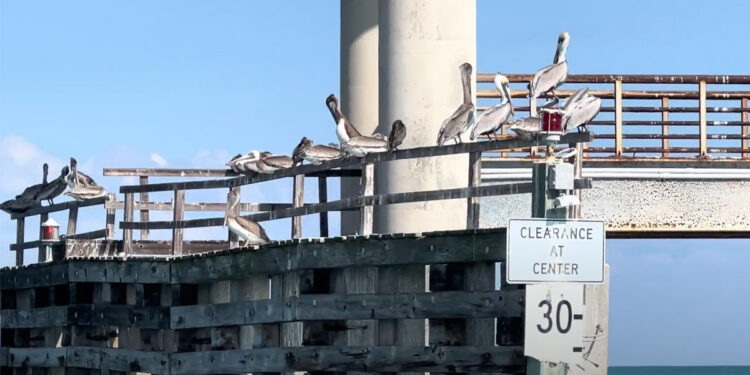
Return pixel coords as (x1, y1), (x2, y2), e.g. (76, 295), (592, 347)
(542, 110), (563, 133)
(41, 218), (60, 242)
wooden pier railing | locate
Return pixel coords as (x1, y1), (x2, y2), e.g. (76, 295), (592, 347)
(477, 73), (750, 159)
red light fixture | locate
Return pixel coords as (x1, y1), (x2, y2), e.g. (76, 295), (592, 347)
(541, 109), (564, 133)
(41, 218), (60, 242)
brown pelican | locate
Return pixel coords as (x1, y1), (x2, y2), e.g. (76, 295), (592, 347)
(225, 153), (244, 173)
(293, 137), (344, 165)
(437, 62), (475, 145)
(326, 94), (362, 143)
(15, 163), (48, 203)
(0, 198), (36, 214)
(342, 135), (388, 157)
(530, 32), (570, 100)
(471, 74), (515, 140)
(563, 88), (601, 133)
(388, 120), (407, 151)
(256, 152), (293, 174)
(226, 151), (261, 174)
(509, 117), (542, 140)
(224, 189), (270, 246)
(67, 157), (97, 188)
(37, 166), (70, 205)
(65, 185), (108, 201)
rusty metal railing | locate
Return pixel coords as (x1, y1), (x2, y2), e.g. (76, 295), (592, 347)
(477, 74), (750, 160)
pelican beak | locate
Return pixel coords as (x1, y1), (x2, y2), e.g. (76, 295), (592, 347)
(510, 105), (516, 117)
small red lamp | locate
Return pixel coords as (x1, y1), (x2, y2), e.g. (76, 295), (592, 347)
(539, 107), (565, 144)
(41, 218), (60, 242)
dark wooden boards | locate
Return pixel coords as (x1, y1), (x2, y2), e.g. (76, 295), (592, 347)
(1, 305), (168, 329)
(10, 196), (109, 220)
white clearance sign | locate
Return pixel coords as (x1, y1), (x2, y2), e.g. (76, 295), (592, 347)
(506, 218), (605, 284)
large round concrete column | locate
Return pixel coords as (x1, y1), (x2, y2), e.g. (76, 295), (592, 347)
(375, 0), (476, 234)
(340, 0), (379, 235)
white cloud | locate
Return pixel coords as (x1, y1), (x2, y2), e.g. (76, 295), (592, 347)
(0, 135), (65, 195)
(191, 149), (229, 169)
(150, 152), (168, 167)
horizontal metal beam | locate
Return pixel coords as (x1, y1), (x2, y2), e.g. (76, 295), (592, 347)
(478, 73), (750, 84)
(103, 168), (360, 178)
(483, 167), (750, 181)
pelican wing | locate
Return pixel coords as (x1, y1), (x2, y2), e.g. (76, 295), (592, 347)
(345, 136), (388, 148)
(437, 103), (474, 145)
(16, 183), (44, 201)
(234, 216), (271, 242)
(530, 61), (568, 98)
(564, 95), (601, 131)
(65, 185), (107, 201)
(262, 155), (293, 169)
(471, 103), (513, 139)
(37, 179), (67, 202)
(0, 198), (36, 213)
(509, 117), (542, 140)
(388, 123), (406, 150)
(309, 145), (344, 159)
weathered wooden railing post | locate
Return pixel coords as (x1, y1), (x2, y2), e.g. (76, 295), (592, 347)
(614, 78), (623, 156)
(123, 193), (134, 254)
(662, 97), (670, 158)
(359, 163), (374, 235)
(37, 213), (48, 262)
(699, 80), (708, 156)
(67, 206), (78, 237)
(529, 78), (538, 156)
(742, 98), (749, 159)
(105, 193), (116, 240)
(172, 189), (185, 255)
(466, 152), (481, 230)
(15, 218), (24, 265)
(228, 186), (240, 248)
(292, 174), (304, 239)
(317, 177), (328, 237)
(139, 176), (150, 240)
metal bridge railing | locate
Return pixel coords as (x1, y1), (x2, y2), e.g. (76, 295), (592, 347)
(478, 73), (750, 160)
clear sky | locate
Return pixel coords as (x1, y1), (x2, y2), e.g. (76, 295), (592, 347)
(1, 0), (749, 366)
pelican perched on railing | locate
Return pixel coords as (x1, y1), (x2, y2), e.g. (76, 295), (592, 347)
(530, 32), (570, 101)
(437, 62), (475, 145)
(38, 166), (70, 205)
(342, 135), (388, 157)
(388, 120), (407, 151)
(65, 185), (108, 201)
(224, 189), (270, 246)
(67, 157), (97, 188)
(256, 152), (294, 174)
(562, 88), (601, 133)
(471, 74), (515, 140)
(16, 163), (48, 203)
(226, 151), (262, 174)
(509, 117), (541, 140)
(326, 94), (362, 143)
(293, 137), (344, 165)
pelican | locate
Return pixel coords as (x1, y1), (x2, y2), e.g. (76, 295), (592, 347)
(342, 135), (389, 157)
(293, 137), (344, 165)
(471, 74), (515, 140)
(224, 189), (270, 246)
(65, 185), (108, 201)
(16, 163), (48, 203)
(37, 166), (70, 205)
(437, 62), (475, 145)
(388, 120), (407, 151)
(326, 94), (362, 143)
(563, 88), (601, 133)
(508, 117), (541, 140)
(0, 198), (36, 214)
(225, 153), (244, 173)
(530, 32), (570, 100)
(67, 157), (97, 188)
(256, 152), (293, 174)
(226, 151), (262, 174)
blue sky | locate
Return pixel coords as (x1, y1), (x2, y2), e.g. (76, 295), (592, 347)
(2, 0), (749, 366)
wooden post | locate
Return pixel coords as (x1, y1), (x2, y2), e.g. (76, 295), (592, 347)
(742, 98), (748, 158)
(105, 193), (116, 240)
(699, 81), (707, 156)
(139, 176), (150, 240)
(317, 177), (328, 237)
(359, 163), (374, 235)
(123, 193), (134, 253)
(38, 213), (48, 262)
(662, 97), (670, 158)
(67, 206), (78, 236)
(466, 152), (481, 230)
(614, 79), (623, 156)
(172, 189), (185, 255)
(529, 78), (538, 156)
(292, 175), (304, 239)
(228, 187), (240, 249)
(15, 218), (24, 266)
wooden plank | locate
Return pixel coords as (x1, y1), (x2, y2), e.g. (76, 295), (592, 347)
(614, 79), (623, 156)
(64, 239), (121, 258)
(171, 229), (508, 283)
(100, 348), (169, 374)
(0, 263), (69, 290)
(120, 180), (544, 230)
(139, 176), (150, 240)
(172, 190), (185, 255)
(662, 97), (670, 157)
(228, 187), (240, 249)
(0, 306), (68, 328)
(317, 177), (328, 237)
(743, 98), (749, 158)
(169, 346), (524, 374)
(67, 259), (170, 283)
(120, 132), (594, 194)
(292, 175), (304, 239)
(280, 272), (302, 348)
(104, 168), (361, 178)
(70, 304), (170, 329)
(67, 207), (79, 236)
(7, 347), (67, 368)
(359, 163), (374, 235)
(105, 194), (116, 241)
(171, 290), (523, 329)
(15, 218), (24, 265)
(12, 229), (109, 251)
(529, 78), (538, 156)
(105, 200), (351, 212)
(466, 151), (481, 229)
(38, 213), (49, 262)
(10, 196), (108, 220)
(123, 193), (134, 254)
(65, 346), (101, 369)
(699, 80), (708, 156)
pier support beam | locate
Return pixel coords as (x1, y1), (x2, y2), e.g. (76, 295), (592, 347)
(375, 0), (476, 349)
(340, 0), (379, 235)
